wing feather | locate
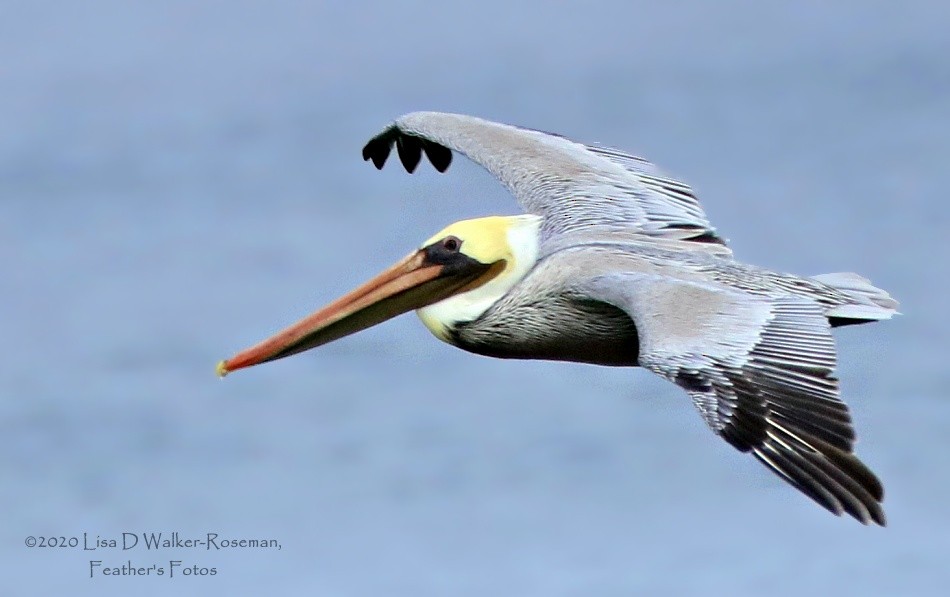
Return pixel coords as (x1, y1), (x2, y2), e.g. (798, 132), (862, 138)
(580, 273), (885, 524)
(362, 111), (725, 246)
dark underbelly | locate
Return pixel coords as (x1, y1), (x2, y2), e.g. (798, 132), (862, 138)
(450, 299), (640, 367)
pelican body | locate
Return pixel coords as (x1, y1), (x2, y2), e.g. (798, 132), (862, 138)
(219, 112), (898, 525)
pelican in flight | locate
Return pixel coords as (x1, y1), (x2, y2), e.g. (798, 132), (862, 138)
(218, 112), (898, 525)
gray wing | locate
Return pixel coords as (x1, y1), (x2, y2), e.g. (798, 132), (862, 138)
(579, 272), (885, 525)
(362, 111), (726, 246)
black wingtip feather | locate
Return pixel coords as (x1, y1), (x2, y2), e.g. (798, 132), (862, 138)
(422, 141), (452, 172)
(360, 140), (374, 162)
(755, 425), (886, 526)
(753, 446), (845, 517)
(362, 127), (453, 174)
(362, 135), (392, 170)
(804, 433), (885, 502)
(396, 136), (422, 173)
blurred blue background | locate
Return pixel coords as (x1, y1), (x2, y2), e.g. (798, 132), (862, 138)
(3, 1), (948, 594)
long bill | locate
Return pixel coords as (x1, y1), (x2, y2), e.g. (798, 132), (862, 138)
(217, 249), (488, 376)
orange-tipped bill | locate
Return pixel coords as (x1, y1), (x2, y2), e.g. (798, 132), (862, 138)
(217, 247), (491, 376)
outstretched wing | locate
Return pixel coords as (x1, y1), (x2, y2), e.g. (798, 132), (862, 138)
(362, 111), (726, 247)
(579, 272), (885, 525)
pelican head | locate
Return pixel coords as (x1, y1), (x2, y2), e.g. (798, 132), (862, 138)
(218, 214), (541, 375)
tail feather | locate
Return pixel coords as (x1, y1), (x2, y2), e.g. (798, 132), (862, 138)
(812, 272), (899, 325)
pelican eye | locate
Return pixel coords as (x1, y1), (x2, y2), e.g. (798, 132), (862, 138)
(441, 236), (461, 252)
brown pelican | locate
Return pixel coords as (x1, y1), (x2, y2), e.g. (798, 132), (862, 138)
(218, 112), (898, 525)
